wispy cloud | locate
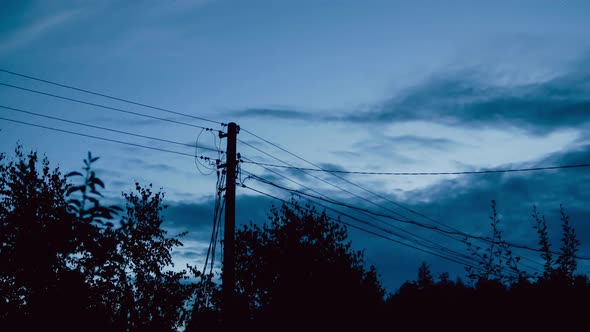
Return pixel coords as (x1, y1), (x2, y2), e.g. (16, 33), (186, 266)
(385, 135), (457, 150)
(230, 108), (314, 120)
(0, 9), (81, 53)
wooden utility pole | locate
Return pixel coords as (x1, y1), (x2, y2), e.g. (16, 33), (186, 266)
(221, 122), (238, 329)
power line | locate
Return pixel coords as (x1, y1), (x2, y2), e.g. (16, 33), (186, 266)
(241, 160), (590, 176)
(240, 129), (463, 235)
(0, 105), (222, 153)
(0, 68), (222, 125)
(238, 144), (507, 263)
(240, 167), (478, 265)
(0, 116), (214, 159)
(240, 132), (560, 272)
(248, 173), (489, 240)
(242, 171), (545, 270)
(246, 171), (590, 261)
(239, 144), (416, 223)
(0, 82), (214, 131)
(240, 128), (552, 267)
(240, 183), (488, 273)
(239, 145), (496, 265)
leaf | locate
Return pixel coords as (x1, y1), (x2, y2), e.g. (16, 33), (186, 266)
(91, 156), (100, 163)
(90, 189), (104, 197)
(91, 177), (105, 188)
(67, 199), (82, 207)
(66, 185), (86, 196)
(65, 171), (83, 178)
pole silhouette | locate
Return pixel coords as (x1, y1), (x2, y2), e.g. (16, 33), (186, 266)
(222, 122), (238, 329)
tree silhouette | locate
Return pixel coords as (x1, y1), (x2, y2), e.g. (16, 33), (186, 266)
(220, 200), (386, 331)
(0, 146), (110, 330)
(417, 261), (434, 289)
(465, 200), (525, 285)
(112, 183), (196, 332)
(532, 205), (553, 279)
(1, 147), (197, 331)
(555, 204), (580, 283)
(3, 145), (590, 331)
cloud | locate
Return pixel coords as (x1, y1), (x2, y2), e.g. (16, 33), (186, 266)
(335, 59), (590, 134)
(165, 193), (276, 233)
(289, 143), (590, 291)
(397, 142), (590, 266)
(230, 108), (313, 120)
(0, 8), (81, 53)
(385, 135), (458, 150)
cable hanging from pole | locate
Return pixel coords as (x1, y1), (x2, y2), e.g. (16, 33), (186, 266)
(239, 183), (490, 274)
(237, 136), (569, 266)
(0, 116), (217, 159)
(0, 68), (223, 125)
(241, 159), (590, 176)
(0, 104), (223, 153)
(0, 82), (214, 130)
(239, 169), (485, 268)
(238, 163), (484, 267)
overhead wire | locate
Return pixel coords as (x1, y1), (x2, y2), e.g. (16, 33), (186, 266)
(195, 128), (222, 175)
(240, 151), (547, 274)
(242, 159), (587, 263)
(244, 172), (552, 273)
(0, 68), (222, 125)
(238, 145), (484, 265)
(0, 82), (214, 131)
(239, 129), (556, 266)
(240, 183), (489, 273)
(239, 162), (479, 263)
(203, 170), (226, 276)
(0, 116), (214, 159)
(238, 141), (419, 224)
(240, 168), (484, 268)
(241, 160), (590, 175)
(0, 104), (222, 153)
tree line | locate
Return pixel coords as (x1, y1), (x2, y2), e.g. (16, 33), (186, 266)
(1, 146), (588, 331)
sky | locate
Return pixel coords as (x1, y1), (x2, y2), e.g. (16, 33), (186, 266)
(1, 0), (590, 292)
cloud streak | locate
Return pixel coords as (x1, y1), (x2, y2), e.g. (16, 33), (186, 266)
(230, 108), (313, 120)
(385, 135), (458, 150)
(0, 8), (81, 53)
(335, 60), (590, 133)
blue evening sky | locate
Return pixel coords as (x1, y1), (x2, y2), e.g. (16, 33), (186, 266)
(1, 0), (590, 292)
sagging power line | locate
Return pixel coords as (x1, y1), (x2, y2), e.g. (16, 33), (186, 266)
(0, 68), (223, 126)
(0, 104), (222, 153)
(241, 159), (590, 176)
(0, 82), (217, 131)
(0, 117), (217, 160)
(240, 183), (489, 273)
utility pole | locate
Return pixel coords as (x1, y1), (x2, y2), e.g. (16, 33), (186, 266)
(220, 122), (238, 329)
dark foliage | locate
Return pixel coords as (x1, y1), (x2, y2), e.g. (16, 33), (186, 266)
(188, 200), (386, 331)
(2, 146), (589, 331)
(388, 202), (589, 331)
(0, 147), (197, 331)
